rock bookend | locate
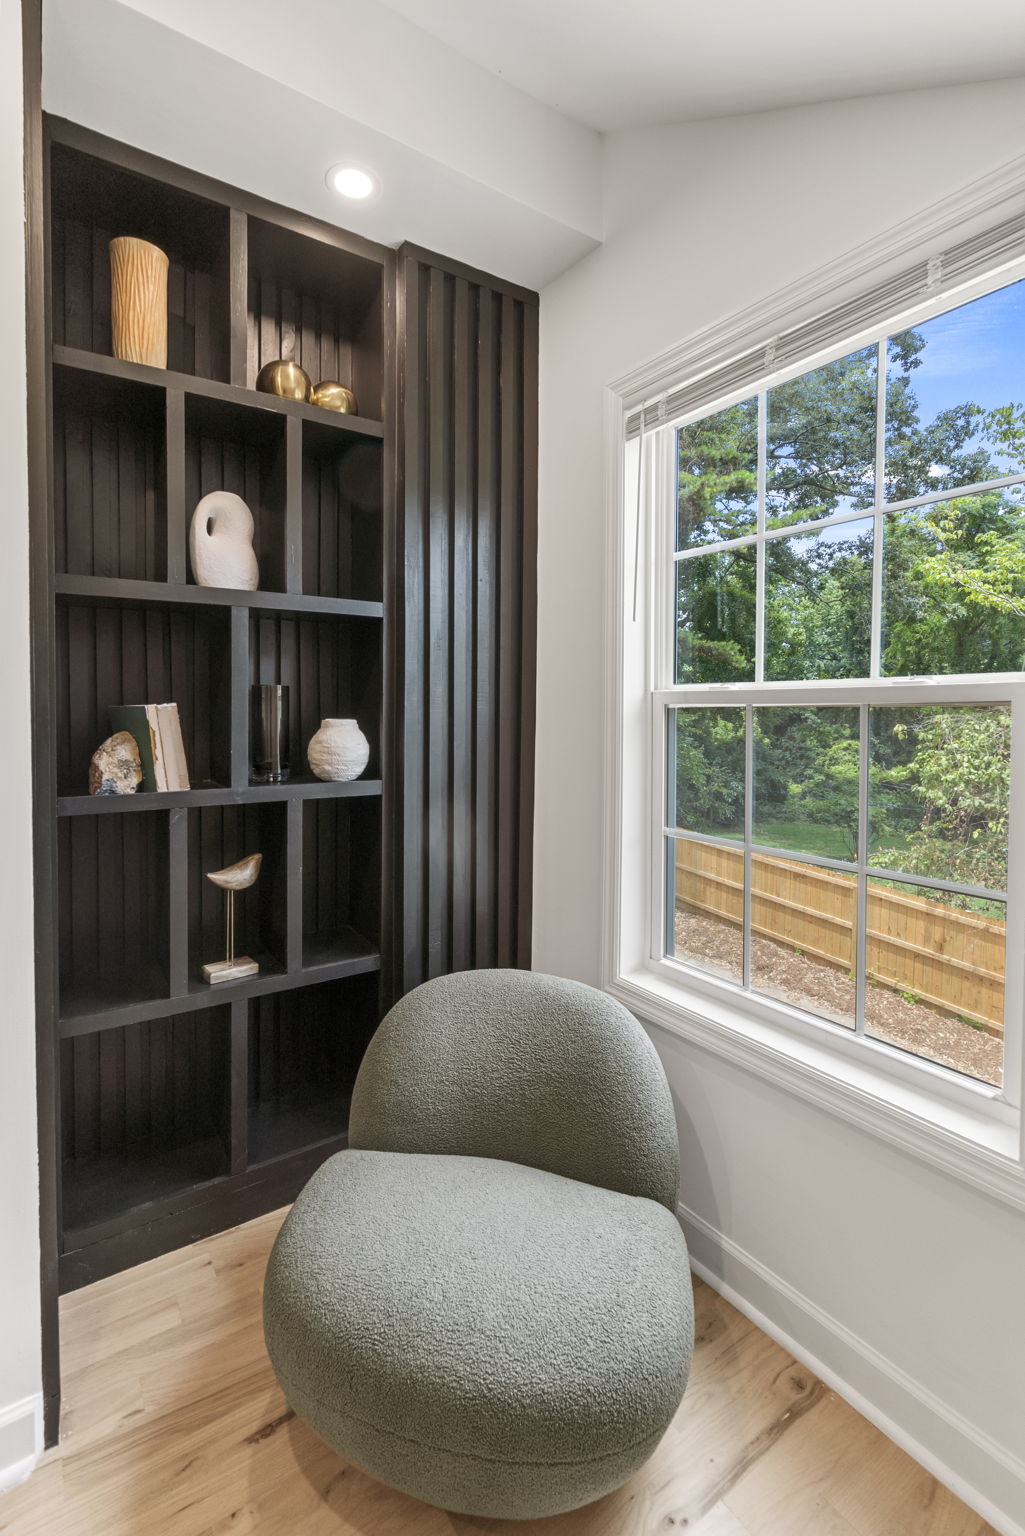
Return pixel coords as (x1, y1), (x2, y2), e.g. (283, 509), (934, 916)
(89, 730), (143, 795)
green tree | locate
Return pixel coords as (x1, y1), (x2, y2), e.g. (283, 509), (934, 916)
(872, 707), (1010, 900)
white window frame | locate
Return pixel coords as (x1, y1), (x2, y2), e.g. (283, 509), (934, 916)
(604, 182), (1025, 1209)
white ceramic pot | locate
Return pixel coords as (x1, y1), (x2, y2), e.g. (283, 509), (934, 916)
(190, 491), (259, 590)
(307, 718), (369, 782)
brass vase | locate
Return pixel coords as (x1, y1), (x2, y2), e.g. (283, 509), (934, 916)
(311, 379), (358, 414)
(110, 237), (169, 368)
(256, 359), (311, 400)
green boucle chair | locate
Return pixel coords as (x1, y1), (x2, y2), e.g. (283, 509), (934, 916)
(263, 969), (693, 1519)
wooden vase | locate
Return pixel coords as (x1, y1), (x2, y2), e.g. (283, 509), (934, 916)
(109, 236), (169, 367)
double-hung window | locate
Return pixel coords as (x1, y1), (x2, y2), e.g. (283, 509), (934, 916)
(638, 269), (1025, 1127)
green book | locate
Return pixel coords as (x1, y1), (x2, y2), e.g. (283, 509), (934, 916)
(109, 704), (160, 792)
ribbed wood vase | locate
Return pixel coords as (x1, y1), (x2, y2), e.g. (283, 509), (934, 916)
(109, 236), (169, 367)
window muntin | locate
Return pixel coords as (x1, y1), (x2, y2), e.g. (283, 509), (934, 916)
(657, 274), (1025, 1098)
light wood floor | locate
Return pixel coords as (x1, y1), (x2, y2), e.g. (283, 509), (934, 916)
(0, 1209), (996, 1536)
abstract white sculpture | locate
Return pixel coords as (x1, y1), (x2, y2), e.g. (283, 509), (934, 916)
(307, 719), (369, 782)
(189, 491), (259, 590)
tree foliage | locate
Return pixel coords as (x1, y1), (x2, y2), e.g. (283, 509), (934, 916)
(674, 312), (1023, 891)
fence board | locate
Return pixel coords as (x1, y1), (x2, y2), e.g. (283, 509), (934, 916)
(674, 840), (1005, 1036)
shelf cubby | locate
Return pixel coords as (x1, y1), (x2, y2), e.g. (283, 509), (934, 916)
(302, 421), (382, 602)
(61, 1005), (231, 1237)
(184, 394), (288, 593)
(58, 810), (170, 1018)
(53, 364), (167, 582)
(187, 804), (288, 986)
(246, 216), (384, 420)
(50, 141), (231, 381)
(303, 798), (381, 970)
(249, 609), (382, 781)
(247, 976), (378, 1165)
(55, 597), (232, 796)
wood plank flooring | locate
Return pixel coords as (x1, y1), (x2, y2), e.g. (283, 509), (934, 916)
(0, 1209), (996, 1535)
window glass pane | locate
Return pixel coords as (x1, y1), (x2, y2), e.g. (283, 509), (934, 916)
(668, 707), (745, 837)
(764, 519), (873, 681)
(866, 877), (1003, 1087)
(766, 346), (876, 530)
(677, 397), (759, 550)
(869, 704), (1010, 891)
(669, 835), (743, 983)
(753, 707), (860, 861)
(750, 853), (856, 1028)
(885, 280), (1025, 502)
(882, 492), (1025, 675)
(676, 548), (756, 683)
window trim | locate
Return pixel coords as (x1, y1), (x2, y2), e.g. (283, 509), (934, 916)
(603, 171), (1025, 1207)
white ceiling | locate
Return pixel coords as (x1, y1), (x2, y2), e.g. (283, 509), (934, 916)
(381, 0), (1025, 131)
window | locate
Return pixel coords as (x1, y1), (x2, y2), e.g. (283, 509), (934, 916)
(646, 274), (1025, 1107)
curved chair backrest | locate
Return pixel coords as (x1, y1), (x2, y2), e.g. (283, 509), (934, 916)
(348, 969), (680, 1210)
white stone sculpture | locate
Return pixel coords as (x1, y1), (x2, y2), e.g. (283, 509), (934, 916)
(307, 719), (370, 782)
(189, 491), (259, 590)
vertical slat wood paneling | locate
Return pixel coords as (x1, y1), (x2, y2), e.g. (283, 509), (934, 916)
(53, 373), (166, 582)
(391, 247), (537, 998)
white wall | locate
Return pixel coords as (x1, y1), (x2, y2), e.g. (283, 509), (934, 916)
(0, 0), (42, 1493)
(43, 0), (601, 290)
(536, 78), (1025, 1535)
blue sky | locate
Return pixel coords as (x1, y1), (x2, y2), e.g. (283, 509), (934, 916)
(893, 279), (1025, 454)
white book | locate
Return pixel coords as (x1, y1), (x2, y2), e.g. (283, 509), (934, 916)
(154, 706), (180, 791)
(145, 704), (169, 791)
(157, 703), (191, 791)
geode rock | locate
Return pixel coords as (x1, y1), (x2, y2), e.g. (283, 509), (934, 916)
(89, 730), (143, 795)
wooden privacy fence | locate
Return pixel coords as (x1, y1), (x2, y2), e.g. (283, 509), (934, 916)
(675, 840), (1006, 1036)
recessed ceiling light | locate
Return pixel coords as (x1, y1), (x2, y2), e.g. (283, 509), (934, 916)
(327, 165), (379, 200)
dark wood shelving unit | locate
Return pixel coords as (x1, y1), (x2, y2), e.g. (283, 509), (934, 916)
(28, 82), (538, 1437)
(39, 119), (393, 1292)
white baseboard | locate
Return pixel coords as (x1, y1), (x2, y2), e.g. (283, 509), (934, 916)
(0, 1396), (42, 1496)
(679, 1202), (1025, 1536)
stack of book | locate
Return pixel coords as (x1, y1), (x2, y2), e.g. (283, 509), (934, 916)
(110, 703), (191, 791)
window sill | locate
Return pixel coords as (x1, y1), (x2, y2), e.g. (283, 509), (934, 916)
(610, 964), (1025, 1212)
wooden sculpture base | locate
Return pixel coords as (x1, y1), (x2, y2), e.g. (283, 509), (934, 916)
(203, 956), (259, 984)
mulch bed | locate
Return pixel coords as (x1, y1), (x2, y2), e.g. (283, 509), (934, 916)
(674, 911), (1002, 1087)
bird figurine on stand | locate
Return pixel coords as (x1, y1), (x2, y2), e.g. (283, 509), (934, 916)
(202, 852), (263, 983)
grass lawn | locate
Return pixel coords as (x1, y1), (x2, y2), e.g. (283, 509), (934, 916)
(752, 819), (855, 860)
(694, 818), (917, 865)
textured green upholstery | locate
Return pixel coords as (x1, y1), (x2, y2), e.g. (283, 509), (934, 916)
(349, 969), (681, 1209)
(264, 1150), (692, 1519)
(263, 969), (692, 1519)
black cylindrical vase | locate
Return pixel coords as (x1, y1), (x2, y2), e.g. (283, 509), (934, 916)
(251, 684), (290, 783)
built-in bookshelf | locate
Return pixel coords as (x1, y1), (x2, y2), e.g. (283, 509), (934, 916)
(41, 120), (391, 1289)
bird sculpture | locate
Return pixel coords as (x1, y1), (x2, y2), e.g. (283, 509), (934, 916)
(203, 853), (263, 983)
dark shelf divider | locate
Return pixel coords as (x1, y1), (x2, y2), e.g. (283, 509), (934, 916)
(57, 777), (383, 816)
(60, 942), (381, 1038)
(54, 571), (383, 618)
(53, 344), (385, 437)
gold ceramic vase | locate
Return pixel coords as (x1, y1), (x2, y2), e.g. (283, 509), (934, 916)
(110, 237), (169, 368)
(256, 359), (312, 400)
(311, 380), (358, 414)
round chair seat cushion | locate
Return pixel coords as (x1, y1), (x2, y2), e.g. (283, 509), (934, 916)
(263, 1148), (693, 1519)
